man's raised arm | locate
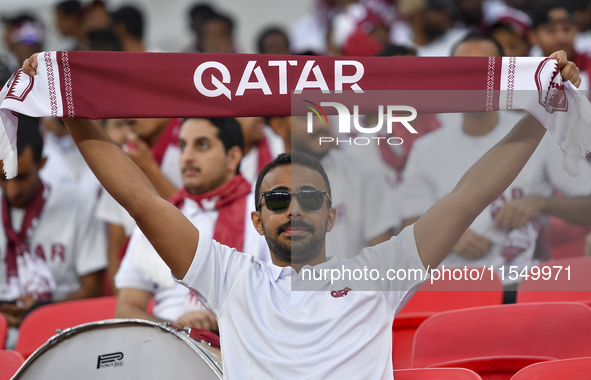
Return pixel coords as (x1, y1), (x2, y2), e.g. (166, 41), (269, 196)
(413, 51), (582, 270)
(22, 54), (198, 279)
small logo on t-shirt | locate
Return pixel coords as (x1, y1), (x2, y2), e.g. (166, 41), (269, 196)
(331, 287), (351, 298)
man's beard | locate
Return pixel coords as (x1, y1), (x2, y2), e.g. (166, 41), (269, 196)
(263, 219), (327, 264)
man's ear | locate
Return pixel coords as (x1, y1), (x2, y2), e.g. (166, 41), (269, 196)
(268, 117), (289, 140)
(38, 156), (47, 170)
(527, 30), (538, 47)
(326, 206), (337, 233)
(227, 145), (243, 174)
(251, 210), (264, 235)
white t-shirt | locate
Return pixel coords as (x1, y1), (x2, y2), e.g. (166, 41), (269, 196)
(0, 182), (108, 301)
(95, 144), (183, 235)
(240, 126), (285, 186)
(322, 149), (398, 259)
(401, 112), (591, 281)
(179, 224), (426, 380)
(115, 195), (270, 322)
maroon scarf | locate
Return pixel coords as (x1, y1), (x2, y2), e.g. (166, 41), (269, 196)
(2, 181), (51, 299)
(151, 118), (182, 166)
(256, 135), (273, 173)
(168, 174), (252, 251)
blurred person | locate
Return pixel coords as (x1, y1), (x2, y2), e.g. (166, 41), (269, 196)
(236, 117), (284, 185)
(257, 26), (290, 55)
(2, 14), (36, 69)
(0, 117), (107, 347)
(572, 0), (591, 54)
(111, 5), (154, 52)
(115, 118), (269, 332)
(199, 12), (235, 54)
(401, 34), (591, 301)
(96, 118), (183, 293)
(487, 14), (531, 57)
(99, 119), (132, 147)
(79, 0), (111, 35)
(394, 0), (468, 56)
(4, 16), (44, 69)
(268, 116), (396, 259)
(454, 0), (485, 31)
(331, 2), (390, 56)
(529, 2), (590, 89)
(81, 29), (122, 51)
(54, 0), (83, 50)
(187, 3), (216, 52)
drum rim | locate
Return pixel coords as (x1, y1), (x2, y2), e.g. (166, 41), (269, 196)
(12, 318), (223, 378)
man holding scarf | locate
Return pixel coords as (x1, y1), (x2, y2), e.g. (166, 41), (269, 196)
(19, 51), (583, 378)
(114, 117), (269, 331)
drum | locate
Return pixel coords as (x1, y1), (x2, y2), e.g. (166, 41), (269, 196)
(12, 319), (223, 379)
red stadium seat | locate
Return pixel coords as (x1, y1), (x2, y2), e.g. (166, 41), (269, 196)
(0, 350), (24, 380)
(0, 313), (7, 350)
(511, 357), (591, 380)
(516, 256), (591, 306)
(15, 296), (118, 359)
(412, 302), (591, 379)
(393, 367), (482, 379)
(392, 269), (503, 369)
(548, 216), (588, 259)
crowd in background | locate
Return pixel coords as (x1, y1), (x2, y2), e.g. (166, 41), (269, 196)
(1, 0), (591, 349)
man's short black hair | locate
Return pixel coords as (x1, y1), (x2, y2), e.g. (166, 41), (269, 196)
(451, 32), (505, 57)
(254, 152), (332, 210)
(530, 3), (575, 29)
(204, 13), (234, 34)
(257, 26), (289, 54)
(2, 14), (37, 27)
(189, 3), (216, 21)
(182, 117), (244, 174)
(56, 0), (81, 16)
(86, 29), (122, 51)
(111, 6), (144, 40)
(17, 115), (44, 164)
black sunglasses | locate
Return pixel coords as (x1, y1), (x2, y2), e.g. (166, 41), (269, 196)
(258, 189), (332, 212)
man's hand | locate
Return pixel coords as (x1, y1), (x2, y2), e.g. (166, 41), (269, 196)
(125, 132), (159, 174)
(176, 310), (218, 332)
(452, 229), (493, 260)
(551, 50), (581, 88)
(494, 196), (544, 230)
(0, 295), (36, 327)
(22, 54), (39, 76)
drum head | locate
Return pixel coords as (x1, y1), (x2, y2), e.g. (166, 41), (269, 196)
(13, 319), (222, 380)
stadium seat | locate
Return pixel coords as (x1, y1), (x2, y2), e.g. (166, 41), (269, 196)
(412, 302), (591, 379)
(548, 216), (588, 259)
(511, 357), (591, 380)
(392, 269), (503, 369)
(0, 350), (24, 380)
(516, 256), (591, 306)
(393, 367), (482, 379)
(15, 296), (118, 359)
(0, 313), (7, 350)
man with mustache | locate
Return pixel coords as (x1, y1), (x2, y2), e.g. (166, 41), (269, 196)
(22, 51), (582, 379)
(114, 117), (269, 331)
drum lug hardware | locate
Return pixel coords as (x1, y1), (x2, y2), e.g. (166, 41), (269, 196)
(55, 328), (62, 334)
